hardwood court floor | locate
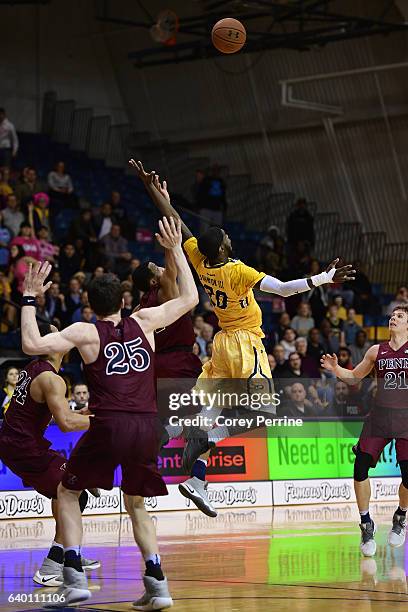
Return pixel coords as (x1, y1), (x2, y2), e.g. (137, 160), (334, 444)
(0, 503), (407, 611)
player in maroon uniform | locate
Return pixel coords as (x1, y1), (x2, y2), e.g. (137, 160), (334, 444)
(20, 217), (198, 609)
(0, 323), (99, 587)
(322, 305), (408, 557)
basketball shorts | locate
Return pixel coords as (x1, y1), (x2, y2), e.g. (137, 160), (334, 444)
(358, 405), (408, 466)
(0, 446), (66, 499)
(62, 412), (168, 497)
(194, 329), (274, 410)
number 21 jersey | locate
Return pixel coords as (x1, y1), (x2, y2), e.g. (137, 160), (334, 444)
(184, 237), (266, 337)
(84, 317), (156, 414)
(375, 340), (408, 408)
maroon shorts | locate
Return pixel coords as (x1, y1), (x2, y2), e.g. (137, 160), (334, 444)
(358, 437), (408, 466)
(155, 351), (202, 379)
(0, 447), (66, 499)
(62, 412), (167, 497)
(359, 406), (408, 465)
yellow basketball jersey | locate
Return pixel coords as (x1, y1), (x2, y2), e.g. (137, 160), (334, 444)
(184, 237), (266, 337)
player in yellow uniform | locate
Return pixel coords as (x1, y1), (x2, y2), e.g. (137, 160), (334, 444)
(130, 159), (355, 515)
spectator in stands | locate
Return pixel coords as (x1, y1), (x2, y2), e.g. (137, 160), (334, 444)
(59, 243), (81, 286)
(337, 347), (353, 370)
(197, 164), (227, 232)
(202, 299), (219, 332)
(272, 344), (287, 377)
(27, 192), (51, 236)
(387, 286), (408, 315)
(64, 277), (82, 323)
(286, 198), (315, 250)
(196, 322), (214, 357)
(77, 305), (96, 324)
(69, 209), (97, 245)
(109, 190), (126, 222)
(319, 318), (340, 355)
(345, 260), (377, 315)
(191, 169), (205, 207)
(69, 382), (89, 411)
(295, 337), (320, 379)
(206, 340), (213, 358)
(276, 312), (292, 342)
(121, 290), (133, 317)
(0, 366), (19, 417)
(10, 222), (40, 260)
(291, 302), (315, 338)
(268, 353), (277, 374)
(92, 265), (105, 280)
(350, 330), (371, 364)
(343, 308), (362, 345)
(37, 226), (57, 263)
(0, 108), (18, 168)
(281, 327), (297, 359)
(304, 259), (329, 326)
(8, 244), (37, 300)
(332, 295), (347, 320)
(15, 167), (46, 205)
(326, 304), (345, 346)
(94, 202), (116, 240)
(193, 342), (201, 357)
(193, 314), (205, 336)
(2, 195), (24, 238)
(329, 381), (360, 418)
(36, 294), (51, 323)
(0, 167), (14, 203)
(47, 161), (76, 207)
(257, 225), (285, 275)
(0, 267), (16, 329)
(307, 327), (325, 365)
(0, 213), (11, 266)
(100, 223), (132, 274)
(278, 382), (317, 418)
(46, 282), (66, 328)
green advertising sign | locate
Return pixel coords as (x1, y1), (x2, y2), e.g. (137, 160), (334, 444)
(267, 422), (399, 480)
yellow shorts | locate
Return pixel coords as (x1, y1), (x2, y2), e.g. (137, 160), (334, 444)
(195, 330), (273, 407)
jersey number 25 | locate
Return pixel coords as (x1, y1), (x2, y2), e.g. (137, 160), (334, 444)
(104, 338), (150, 375)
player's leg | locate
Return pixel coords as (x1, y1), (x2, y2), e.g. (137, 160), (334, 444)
(353, 439), (387, 556)
(388, 441), (408, 547)
(123, 494), (173, 611)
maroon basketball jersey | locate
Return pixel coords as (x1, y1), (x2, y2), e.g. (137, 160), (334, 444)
(375, 340), (408, 408)
(140, 287), (196, 352)
(84, 317), (156, 414)
(1, 359), (55, 450)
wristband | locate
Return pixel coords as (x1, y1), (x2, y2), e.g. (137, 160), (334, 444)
(22, 295), (36, 307)
(310, 268), (336, 287)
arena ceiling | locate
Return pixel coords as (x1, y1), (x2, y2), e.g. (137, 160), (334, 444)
(94, 0), (408, 68)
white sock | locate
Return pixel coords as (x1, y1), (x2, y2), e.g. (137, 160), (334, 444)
(165, 423), (183, 439)
(359, 509), (369, 516)
(144, 553), (161, 565)
(208, 425), (230, 443)
(51, 541), (63, 549)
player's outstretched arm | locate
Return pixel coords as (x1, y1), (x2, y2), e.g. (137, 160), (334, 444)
(128, 159), (193, 241)
(256, 259), (356, 297)
(321, 345), (378, 384)
(21, 262), (96, 355)
(134, 217), (198, 333)
(38, 373), (90, 433)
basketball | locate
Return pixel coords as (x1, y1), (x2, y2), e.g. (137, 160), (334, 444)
(211, 18), (246, 54)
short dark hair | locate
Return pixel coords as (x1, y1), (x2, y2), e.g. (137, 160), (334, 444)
(392, 305), (408, 316)
(132, 262), (154, 293)
(88, 273), (122, 317)
(20, 221), (31, 229)
(197, 227), (224, 260)
(0, 108), (5, 114)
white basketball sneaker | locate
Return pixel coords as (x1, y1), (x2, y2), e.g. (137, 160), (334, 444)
(132, 575), (173, 611)
(388, 511), (407, 547)
(360, 520), (377, 556)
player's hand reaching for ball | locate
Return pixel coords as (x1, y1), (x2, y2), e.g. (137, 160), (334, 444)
(128, 159), (155, 187)
(326, 259), (356, 283)
(156, 216), (182, 250)
(153, 174), (170, 204)
(23, 261), (52, 297)
(320, 353), (338, 372)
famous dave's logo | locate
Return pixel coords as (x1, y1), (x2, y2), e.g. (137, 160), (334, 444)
(184, 486), (258, 508)
(86, 493), (120, 511)
(0, 494), (45, 517)
(284, 481), (352, 503)
(372, 480), (399, 500)
(158, 446), (246, 477)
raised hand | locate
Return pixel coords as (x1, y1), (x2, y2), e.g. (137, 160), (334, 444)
(128, 159), (155, 187)
(326, 259), (356, 283)
(23, 261), (52, 297)
(320, 353), (338, 372)
(153, 174), (170, 204)
(155, 217), (182, 250)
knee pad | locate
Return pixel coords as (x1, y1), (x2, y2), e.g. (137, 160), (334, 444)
(399, 460), (408, 490)
(79, 490), (89, 513)
(353, 447), (373, 482)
